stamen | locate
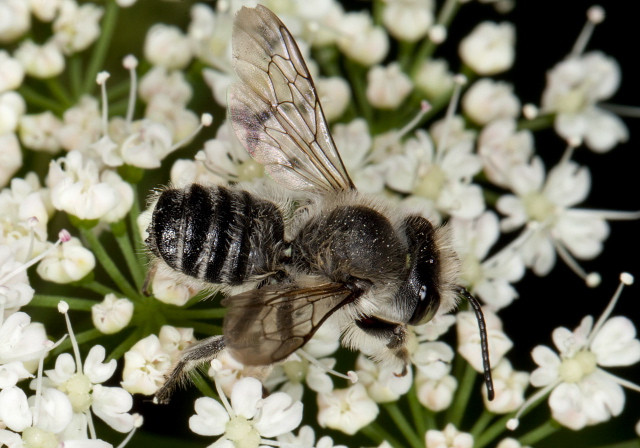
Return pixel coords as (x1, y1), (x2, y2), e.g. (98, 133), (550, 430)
(558, 139), (581, 166)
(115, 414), (144, 448)
(587, 273), (632, 345)
(522, 104), (539, 120)
(96, 72), (111, 137)
(86, 409), (97, 439)
(507, 380), (559, 430)
(599, 368), (640, 394)
(568, 208), (640, 221)
(458, 287), (495, 400)
(169, 113), (214, 151)
(122, 55), (139, 129)
(483, 222), (537, 269)
(435, 74), (466, 163)
(599, 103), (640, 118)
(0, 229), (71, 285)
(32, 342), (51, 426)
(429, 25), (447, 44)
(570, 5), (605, 57)
(58, 301), (83, 373)
(297, 349), (358, 383)
(552, 240), (600, 287)
(209, 359), (235, 417)
(25, 217), (39, 261)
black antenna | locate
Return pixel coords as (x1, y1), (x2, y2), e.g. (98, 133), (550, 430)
(458, 287), (495, 401)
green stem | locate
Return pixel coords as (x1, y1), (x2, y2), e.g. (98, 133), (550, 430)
(107, 327), (144, 361)
(169, 308), (227, 320)
(69, 55), (83, 100)
(107, 78), (132, 101)
(52, 328), (104, 357)
(361, 422), (407, 448)
(518, 420), (559, 446)
(113, 226), (145, 289)
(446, 361), (477, 427)
(80, 228), (140, 301)
(344, 57), (372, 124)
(594, 441), (640, 448)
(82, 1), (119, 95)
(518, 113), (555, 131)
(408, 383), (427, 437)
(18, 85), (65, 115)
(474, 414), (513, 448)
(46, 78), (74, 108)
(80, 281), (119, 297)
(192, 372), (217, 399)
(384, 402), (423, 448)
(30, 295), (97, 311)
(470, 409), (495, 439)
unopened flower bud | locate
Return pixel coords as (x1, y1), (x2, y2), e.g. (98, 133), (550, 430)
(144, 24), (192, 70)
(92, 294), (134, 334)
(459, 22), (515, 75)
(14, 40), (65, 79)
(367, 63), (413, 110)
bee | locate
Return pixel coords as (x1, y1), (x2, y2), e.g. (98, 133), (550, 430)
(148, 4), (494, 404)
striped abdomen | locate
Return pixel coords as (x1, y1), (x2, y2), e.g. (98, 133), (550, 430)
(147, 184), (285, 285)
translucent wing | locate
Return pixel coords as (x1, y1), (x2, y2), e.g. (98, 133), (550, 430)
(221, 282), (356, 364)
(228, 5), (355, 194)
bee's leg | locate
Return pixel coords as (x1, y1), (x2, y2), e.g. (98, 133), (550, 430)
(154, 335), (226, 404)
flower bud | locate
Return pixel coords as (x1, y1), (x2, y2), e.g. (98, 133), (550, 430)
(0, 91), (25, 134)
(317, 77), (350, 121)
(382, 0), (434, 42)
(0, 133), (22, 187)
(37, 237), (96, 284)
(0, 51), (24, 92)
(462, 79), (520, 125)
(337, 12), (389, 66)
(14, 40), (65, 79)
(414, 59), (454, 99)
(367, 63), (412, 110)
(459, 22), (515, 75)
(0, 0), (30, 43)
(144, 24), (192, 70)
(19, 111), (63, 153)
(92, 294), (134, 334)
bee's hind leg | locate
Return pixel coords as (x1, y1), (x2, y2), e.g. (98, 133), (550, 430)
(154, 335), (226, 404)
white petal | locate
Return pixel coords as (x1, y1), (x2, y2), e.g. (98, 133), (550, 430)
(0, 387), (32, 432)
(91, 385), (134, 433)
(189, 397), (229, 436)
(591, 317), (640, 367)
(254, 392), (303, 437)
(548, 382), (587, 430)
(230, 377), (263, 419)
(84, 345), (117, 384)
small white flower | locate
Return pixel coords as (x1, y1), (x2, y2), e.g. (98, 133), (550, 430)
(121, 334), (172, 395)
(158, 325), (195, 362)
(47, 151), (120, 220)
(317, 76), (350, 122)
(451, 211), (525, 310)
(91, 294), (134, 334)
(482, 359), (529, 413)
(367, 63), (413, 110)
(278, 425), (347, 448)
(414, 59), (454, 99)
(317, 383), (379, 435)
(357, 354), (412, 402)
(0, 51), (24, 92)
(19, 111), (63, 153)
(144, 24), (192, 70)
(0, 245), (35, 313)
(526, 280), (640, 429)
(478, 118), (534, 189)
(28, 387), (74, 434)
(426, 423), (473, 448)
(383, 0), (434, 42)
(459, 22), (515, 75)
(496, 438), (530, 448)
(57, 96), (102, 152)
(188, 3), (233, 69)
(0, 0), (30, 43)
(462, 79), (520, 125)
(144, 96), (199, 143)
(14, 39), (65, 79)
(415, 372), (457, 411)
(412, 314), (457, 342)
(385, 124), (484, 220)
(336, 12), (389, 66)
(151, 268), (202, 306)
(457, 309), (513, 373)
(0, 312), (49, 365)
(29, 0), (63, 22)
(36, 236), (96, 284)
(0, 133), (22, 189)
(139, 66), (193, 106)
(189, 377), (303, 446)
(0, 95), (24, 140)
(52, 0), (104, 55)
(541, 52), (626, 152)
